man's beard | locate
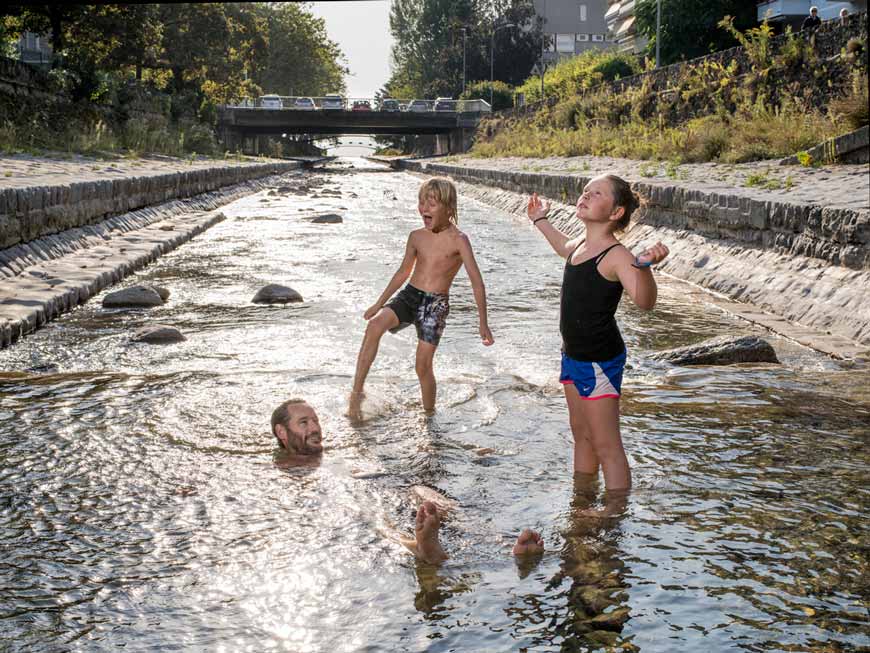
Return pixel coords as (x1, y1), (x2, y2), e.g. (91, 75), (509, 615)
(291, 434), (322, 455)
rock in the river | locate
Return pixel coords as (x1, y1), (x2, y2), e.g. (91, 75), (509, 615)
(310, 213), (343, 224)
(650, 335), (779, 366)
(131, 324), (186, 344)
(251, 284), (303, 304)
(103, 285), (166, 308)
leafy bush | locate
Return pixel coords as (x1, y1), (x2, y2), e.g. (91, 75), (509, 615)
(515, 49), (641, 104)
(461, 80), (514, 111)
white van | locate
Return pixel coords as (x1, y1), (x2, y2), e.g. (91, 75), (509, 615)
(259, 94), (283, 109)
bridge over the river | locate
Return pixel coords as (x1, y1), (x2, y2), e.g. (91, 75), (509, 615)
(216, 97), (491, 155)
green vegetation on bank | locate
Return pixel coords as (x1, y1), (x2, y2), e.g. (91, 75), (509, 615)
(0, 3), (347, 157)
(471, 20), (869, 163)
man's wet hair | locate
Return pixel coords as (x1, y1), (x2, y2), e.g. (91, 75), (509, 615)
(271, 398), (309, 448)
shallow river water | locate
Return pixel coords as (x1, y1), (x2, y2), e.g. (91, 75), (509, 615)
(1, 159), (868, 652)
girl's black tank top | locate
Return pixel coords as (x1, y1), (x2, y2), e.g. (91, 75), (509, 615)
(560, 242), (625, 362)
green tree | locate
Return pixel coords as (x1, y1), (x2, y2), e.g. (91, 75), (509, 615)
(254, 3), (347, 97)
(635, 0), (757, 65)
(384, 0), (541, 100)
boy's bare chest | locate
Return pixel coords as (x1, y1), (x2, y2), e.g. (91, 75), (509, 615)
(417, 242), (460, 267)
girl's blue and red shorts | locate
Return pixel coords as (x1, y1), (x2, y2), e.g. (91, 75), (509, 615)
(559, 349), (626, 399)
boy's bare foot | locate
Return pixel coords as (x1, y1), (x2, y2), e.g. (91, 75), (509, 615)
(401, 501), (448, 564)
(409, 485), (458, 515)
(512, 528), (545, 556)
(347, 391), (365, 422)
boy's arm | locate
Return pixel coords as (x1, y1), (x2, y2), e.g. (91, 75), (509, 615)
(527, 193), (575, 258)
(365, 233), (417, 319)
(612, 241), (670, 310)
(458, 234), (494, 345)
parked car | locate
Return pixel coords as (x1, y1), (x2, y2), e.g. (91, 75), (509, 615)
(352, 100), (372, 112)
(380, 98), (400, 112)
(433, 97), (456, 112)
(294, 97), (317, 111)
(259, 94), (283, 109)
(407, 99), (430, 112)
(322, 94), (344, 110)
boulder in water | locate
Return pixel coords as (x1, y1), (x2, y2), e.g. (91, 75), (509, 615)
(103, 285), (166, 308)
(251, 284), (303, 304)
(131, 324), (186, 344)
(310, 213), (343, 224)
(650, 335), (779, 366)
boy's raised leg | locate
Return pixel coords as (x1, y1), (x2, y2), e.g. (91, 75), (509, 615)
(414, 340), (438, 412)
(350, 309), (399, 418)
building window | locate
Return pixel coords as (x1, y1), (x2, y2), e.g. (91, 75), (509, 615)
(592, 34), (605, 42)
(556, 33), (575, 52)
(580, 4), (587, 21)
(576, 33), (590, 42)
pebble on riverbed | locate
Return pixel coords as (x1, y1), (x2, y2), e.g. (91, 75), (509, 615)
(102, 284), (169, 308)
(251, 284), (303, 304)
(650, 335), (779, 365)
(310, 213), (343, 224)
(131, 324), (186, 344)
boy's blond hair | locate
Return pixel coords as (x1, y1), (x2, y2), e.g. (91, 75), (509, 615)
(418, 177), (458, 225)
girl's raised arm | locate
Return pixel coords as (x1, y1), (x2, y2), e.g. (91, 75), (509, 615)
(527, 193), (576, 258)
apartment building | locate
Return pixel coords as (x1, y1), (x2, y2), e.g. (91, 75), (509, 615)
(533, 0), (610, 61)
(604, 0), (648, 53)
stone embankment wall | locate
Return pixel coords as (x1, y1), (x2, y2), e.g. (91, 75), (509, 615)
(0, 162), (303, 348)
(397, 159), (870, 355)
(0, 162), (299, 250)
(0, 56), (54, 97)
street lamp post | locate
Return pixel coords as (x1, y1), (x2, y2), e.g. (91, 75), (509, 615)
(655, 0), (662, 68)
(490, 22), (515, 106)
(461, 27), (467, 96)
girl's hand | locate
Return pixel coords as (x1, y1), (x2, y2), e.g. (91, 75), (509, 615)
(363, 304), (381, 320)
(526, 193), (551, 223)
(480, 323), (494, 346)
(636, 242), (670, 266)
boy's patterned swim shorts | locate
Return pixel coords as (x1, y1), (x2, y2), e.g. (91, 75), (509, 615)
(385, 284), (450, 347)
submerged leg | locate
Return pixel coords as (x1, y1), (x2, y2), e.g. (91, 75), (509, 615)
(414, 340), (438, 412)
(563, 383), (601, 476)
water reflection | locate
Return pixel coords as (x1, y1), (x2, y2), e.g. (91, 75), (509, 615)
(0, 158), (868, 651)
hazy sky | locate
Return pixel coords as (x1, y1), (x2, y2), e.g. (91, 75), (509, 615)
(308, 1), (394, 99)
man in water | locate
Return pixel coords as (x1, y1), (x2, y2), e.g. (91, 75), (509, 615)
(271, 399), (545, 564)
(271, 398), (324, 457)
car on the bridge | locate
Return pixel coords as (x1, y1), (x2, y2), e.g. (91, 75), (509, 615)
(294, 97), (317, 111)
(352, 100), (372, 112)
(434, 97), (457, 112)
(380, 98), (400, 112)
(407, 99), (430, 112)
(322, 95), (344, 110)
(259, 94), (283, 109)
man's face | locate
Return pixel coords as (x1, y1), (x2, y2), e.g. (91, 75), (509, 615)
(276, 403), (323, 455)
(811, 8), (817, 15)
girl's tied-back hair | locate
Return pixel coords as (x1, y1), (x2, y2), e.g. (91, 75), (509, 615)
(603, 174), (642, 233)
(419, 177), (459, 225)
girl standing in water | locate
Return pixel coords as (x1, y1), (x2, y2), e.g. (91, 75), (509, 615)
(527, 175), (669, 498)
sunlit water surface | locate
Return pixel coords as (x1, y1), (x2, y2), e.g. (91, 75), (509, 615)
(1, 158), (868, 652)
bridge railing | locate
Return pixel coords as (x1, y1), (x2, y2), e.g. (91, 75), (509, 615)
(222, 96), (492, 114)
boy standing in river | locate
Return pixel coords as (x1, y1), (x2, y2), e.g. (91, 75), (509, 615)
(349, 177), (493, 418)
